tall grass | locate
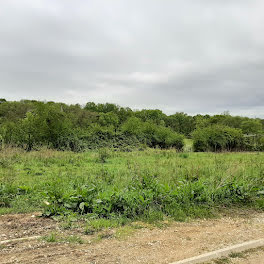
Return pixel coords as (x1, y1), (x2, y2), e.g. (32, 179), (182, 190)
(0, 148), (264, 221)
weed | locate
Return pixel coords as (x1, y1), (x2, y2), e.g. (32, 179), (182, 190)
(114, 226), (136, 239)
(42, 232), (58, 243)
(97, 232), (113, 240)
(228, 251), (246, 258)
(179, 153), (189, 159)
(0, 244), (6, 250)
(42, 233), (84, 244)
(214, 257), (231, 264)
(97, 148), (111, 163)
(84, 218), (123, 235)
(65, 235), (84, 244)
(0, 149), (263, 225)
(60, 220), (73, 230)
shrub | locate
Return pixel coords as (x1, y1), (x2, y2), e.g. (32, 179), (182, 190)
(143, 123), (184, 150)
(258, 136), (264, 151)
(192, 125), (244, 152)
(97, 148), (111, 163)
(244, 134), (264, 151)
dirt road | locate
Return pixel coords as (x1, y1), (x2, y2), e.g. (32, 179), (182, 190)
(1, 210), (264, 264)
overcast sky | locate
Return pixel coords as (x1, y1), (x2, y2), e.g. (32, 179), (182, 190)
(0, 0), (263, 117)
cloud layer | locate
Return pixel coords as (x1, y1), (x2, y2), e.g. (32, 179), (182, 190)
(0, 0), (264, 117)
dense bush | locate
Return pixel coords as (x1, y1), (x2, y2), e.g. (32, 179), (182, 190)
(122, 118), (184, 150)
(192, 125), (245, 152)
(259, 136), (264, 151)
(144, 125), (184, 149)
(244, 135), (264, 151)
(0, 99), (263, 152)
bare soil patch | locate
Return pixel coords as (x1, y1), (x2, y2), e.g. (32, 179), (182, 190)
(231, 248), (264, 264)
(205, 247), (264, 264)
(1, 210), (264, 264)
(0, 213), (57, 241)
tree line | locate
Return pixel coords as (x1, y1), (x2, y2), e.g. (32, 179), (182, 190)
(0, 99), (263, 152)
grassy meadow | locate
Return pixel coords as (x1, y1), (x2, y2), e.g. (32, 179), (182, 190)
(1, 148), (264, 225)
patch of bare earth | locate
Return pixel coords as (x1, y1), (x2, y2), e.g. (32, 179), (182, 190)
(231, 248), (264, 264)
(1, 211), (264, 264)
(0, 213), (57, 241)
(206, 247), (264, 264)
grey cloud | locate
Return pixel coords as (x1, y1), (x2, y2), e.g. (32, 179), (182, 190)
(0, 0), (263, 117)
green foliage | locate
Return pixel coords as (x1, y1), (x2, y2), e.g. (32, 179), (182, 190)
(42, 232), (84, 244)
(40, 153), (263, 221)
(85, 218), (125, 234)
(65, 235), (84, 244)
(42, 232), (58, 242)
(1, 149), (264, 221)
(148, 125), (184, 149)
(121, 117), (143, 136)
(192, 125), (245, 152)
(97, 148), (111, 163)
(241, 120), (262, 135)
(135, 109), (166, 125)
(99, 112), (119, 132)
(0, 99), (263, 152)
(166, 112), (195, 136)
(259, 136), (264, 151)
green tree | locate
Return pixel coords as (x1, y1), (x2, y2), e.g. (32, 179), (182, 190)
(121, 117), (143, 136)
(21, 112), (41, 151)
(135, 109), (166, 125)
(241, 120), (262, 135)
(166, 112), (195, 136)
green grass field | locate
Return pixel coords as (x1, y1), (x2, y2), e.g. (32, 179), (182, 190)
(1, 148), (264, 224)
